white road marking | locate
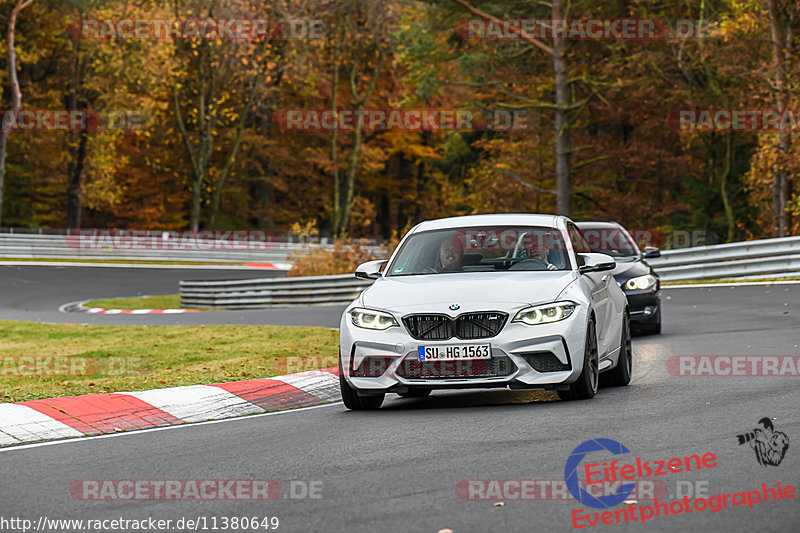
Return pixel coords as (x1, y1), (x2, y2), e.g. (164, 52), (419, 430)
(121, 385), (266, 423)
(0, 402), (341, 453)
(0, 404), (84, 443)
(0, 430), (20, 446)
(274, 371), (341, 402)
(664, 280), (800, 289)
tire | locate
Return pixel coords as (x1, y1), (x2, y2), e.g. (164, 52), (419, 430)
(397, 388), (432, 398)
(558, 319), (599, 401)
(339, 359), (384, 410)
(604, 314), (632, 387)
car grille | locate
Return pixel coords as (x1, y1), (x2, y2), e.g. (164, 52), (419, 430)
(403, 312), (508, 340)
(456, 312), (507, 339)
(402, 314), (453, 340)
(521, 352), (571, 372)
(396, 355), (516, 379)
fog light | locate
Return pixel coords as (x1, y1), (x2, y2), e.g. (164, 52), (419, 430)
(643, 306), (654, 316)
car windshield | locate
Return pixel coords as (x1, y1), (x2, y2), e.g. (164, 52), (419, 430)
(579, 226), (640, 258)
(386, 226), (571, 276)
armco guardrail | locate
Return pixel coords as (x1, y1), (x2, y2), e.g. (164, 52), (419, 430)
(647, 235), (800, 282)
(178, 236), (800, 308)
(0, 232), (350, 264)
(180, 274), (374, 308)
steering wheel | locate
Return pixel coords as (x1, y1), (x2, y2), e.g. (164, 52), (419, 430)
(509, 258), (549, 271)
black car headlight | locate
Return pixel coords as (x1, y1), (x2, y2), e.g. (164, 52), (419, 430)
(513, 302), (576, 325)
(625, 275), (658, 291)
(350, 308), (398, 330)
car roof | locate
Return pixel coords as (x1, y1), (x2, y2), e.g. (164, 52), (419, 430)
(575, 221), (623, 229)
(413, 214), (561, 232)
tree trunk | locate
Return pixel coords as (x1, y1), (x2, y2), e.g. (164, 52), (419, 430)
(66, 131), (88, 228)
(552, 0), (571, 217)
(339, 126), (362, 234)
(0, 0), (34, 227)
(336, 46), (383, 236)
(257, 176), (271, 229)
(208, 76), (259, 227)
(66, 36), (86, 228)
(767, 0), (790, 237)
(719, 133), (735, 242)
(173, 42), (216, 231)
(174, 82), (206, 231)
(415, 130), (430, 223)
(330, 16), (342, 235)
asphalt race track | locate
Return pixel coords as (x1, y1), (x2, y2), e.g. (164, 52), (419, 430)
(0, 270), (799, 532)
(0, 265), (343, 327)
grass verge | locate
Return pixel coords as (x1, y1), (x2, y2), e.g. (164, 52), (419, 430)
(83, 295), (184, 310)
(0, 320), (339, 402)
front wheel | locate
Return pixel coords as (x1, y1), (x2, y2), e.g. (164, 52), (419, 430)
(558, 319), (599, 401)
(339, 360), (384, 410)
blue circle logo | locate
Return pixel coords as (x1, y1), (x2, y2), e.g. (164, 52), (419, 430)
(449, 304), (460, 310)
(564, 438), (636, 509)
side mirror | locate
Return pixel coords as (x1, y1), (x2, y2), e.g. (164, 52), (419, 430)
(578, 253), (616, 274)
(355, 260), (387, 280)
(643, 246), (661, 259)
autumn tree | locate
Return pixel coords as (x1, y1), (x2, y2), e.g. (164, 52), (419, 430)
(0, 0), (33, 226)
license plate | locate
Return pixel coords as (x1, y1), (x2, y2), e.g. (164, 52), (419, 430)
(417, 344), (491, 361)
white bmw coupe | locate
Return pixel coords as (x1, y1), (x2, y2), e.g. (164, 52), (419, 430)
(338, 214), (631, 410)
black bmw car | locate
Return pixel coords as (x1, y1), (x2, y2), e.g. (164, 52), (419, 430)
(576, 221), (662, 335)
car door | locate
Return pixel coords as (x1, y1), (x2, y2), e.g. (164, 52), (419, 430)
(568, 222), (613, 357)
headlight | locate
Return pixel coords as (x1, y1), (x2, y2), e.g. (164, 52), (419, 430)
(350, 308), (398, 330)
(625, 275), (657, 291)
(513, 302), (576, 325)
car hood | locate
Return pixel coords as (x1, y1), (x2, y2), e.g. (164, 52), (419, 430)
(611, 258), (652, 282)
(360, 271), (577, 313)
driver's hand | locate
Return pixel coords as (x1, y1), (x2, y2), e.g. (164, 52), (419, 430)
(547, 263), (557, 271)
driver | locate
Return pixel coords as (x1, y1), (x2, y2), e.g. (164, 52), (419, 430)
(526, 233), (558, 271)
(439, 235), (464, 271)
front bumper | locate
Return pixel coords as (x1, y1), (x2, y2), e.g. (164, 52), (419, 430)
(339, 306), (589, 394)
(625, 289), (660, 325)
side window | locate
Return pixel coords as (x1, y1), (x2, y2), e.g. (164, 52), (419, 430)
(567, 223), (590, 266)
